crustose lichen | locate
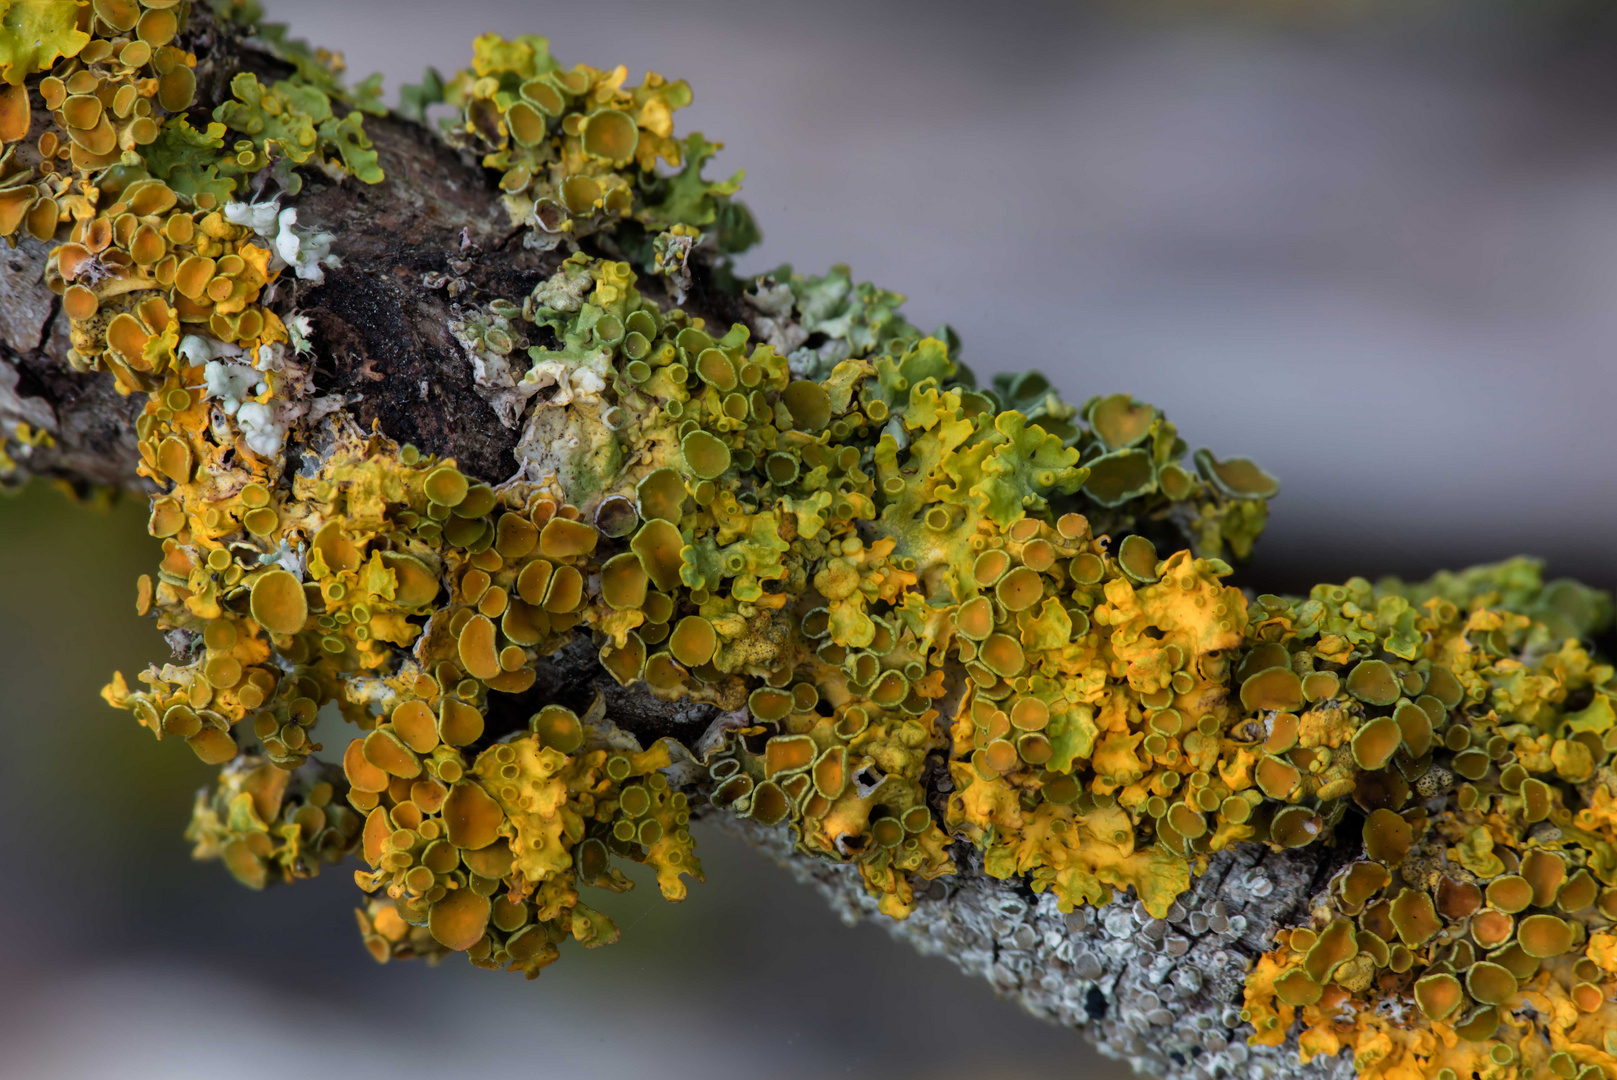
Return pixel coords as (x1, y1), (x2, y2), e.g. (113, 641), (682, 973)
(3, 6), (1616, 1080)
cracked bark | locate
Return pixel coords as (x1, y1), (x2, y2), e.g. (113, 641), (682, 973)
(0, 14), (1343, 1080)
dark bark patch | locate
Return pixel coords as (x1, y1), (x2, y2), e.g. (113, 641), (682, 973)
(683, 256), (758, 338)
(302, 268), (517, 482)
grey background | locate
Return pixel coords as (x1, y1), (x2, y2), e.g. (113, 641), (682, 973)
(2, 2), (1614, 1078)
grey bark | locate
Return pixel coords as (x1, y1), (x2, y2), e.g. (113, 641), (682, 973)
(0, 13), (1340, 1080)
(714, 813), (1346, 1080)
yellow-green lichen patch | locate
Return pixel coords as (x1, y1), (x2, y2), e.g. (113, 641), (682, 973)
(431, 33), (755, 250)
(68, 10), (1617, 1056)
(1234, 564), (1617, 1080)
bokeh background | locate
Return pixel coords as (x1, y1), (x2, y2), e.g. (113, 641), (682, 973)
(4, 2), (1616, 1077)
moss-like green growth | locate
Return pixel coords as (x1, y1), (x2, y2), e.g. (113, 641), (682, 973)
(10, 9), (1617, 1073)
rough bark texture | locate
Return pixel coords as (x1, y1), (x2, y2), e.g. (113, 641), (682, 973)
(714, 815), (1349, 1080)
(0, 18), (1337, 1080)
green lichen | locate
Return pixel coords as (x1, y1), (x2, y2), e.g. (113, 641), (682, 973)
(142, 118), (238, 205)
(215, 71), (383, 184)
(0, 0), (89, 86)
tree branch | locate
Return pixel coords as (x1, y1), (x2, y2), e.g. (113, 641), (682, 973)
(3, 11), (1613, 1080)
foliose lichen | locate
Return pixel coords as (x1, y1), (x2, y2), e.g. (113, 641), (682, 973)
(8, 8), (1617, 1073)
(415, 30), (756, 258)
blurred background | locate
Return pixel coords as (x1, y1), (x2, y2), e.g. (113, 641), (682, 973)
(4, 1), (1616, 1077)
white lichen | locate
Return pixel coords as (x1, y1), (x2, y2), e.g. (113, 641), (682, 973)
(222, 199), (282, 236)
(235, 400), (289, 458)
(277, 207), (339, 282)
(178, 333), (244, 367)
(224, 201), (341, 284)
(521, 357), (608, 408)
(256, 537), (307, 579)
(254, 341), (315, 401)
(285, 312), (316, 356)
(202, 359), (263, 415)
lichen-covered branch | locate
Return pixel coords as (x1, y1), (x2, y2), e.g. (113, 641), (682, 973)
(3, 7), (1616, 1080)
(713, 813), (1351, 1080)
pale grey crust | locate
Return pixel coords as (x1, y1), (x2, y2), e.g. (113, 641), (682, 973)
(712, 812), (1355, 1080)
